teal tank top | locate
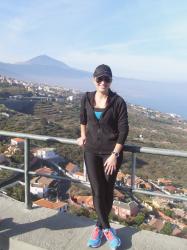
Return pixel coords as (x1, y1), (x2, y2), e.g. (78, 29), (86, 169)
(94, 108), (105, 120)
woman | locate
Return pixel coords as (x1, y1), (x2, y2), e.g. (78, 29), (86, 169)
(77, 64), (129, 250)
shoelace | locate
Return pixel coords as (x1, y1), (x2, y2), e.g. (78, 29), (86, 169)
(92, 227), (101, 240)
(104, 230), (114, 241)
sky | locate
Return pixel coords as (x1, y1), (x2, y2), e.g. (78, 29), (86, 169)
(1, 0), (187, 82)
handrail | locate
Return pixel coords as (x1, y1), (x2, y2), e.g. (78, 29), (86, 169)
(1, 130), (187, 157)
(124, 144), (187, 157)
(0, 130), (187, 208)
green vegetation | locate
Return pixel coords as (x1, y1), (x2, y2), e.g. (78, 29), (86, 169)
(68, 183), (91, 196)
(68, 204), (90, 217)
(0, 85), (32, 98)
(134, 212), (145, 226)
(161, 208), (175, 218)
(160, 222), (173, 235)
(6, 184), (25, 202)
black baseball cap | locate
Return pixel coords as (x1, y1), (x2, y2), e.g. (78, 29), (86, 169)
(93, 64), (112, 78)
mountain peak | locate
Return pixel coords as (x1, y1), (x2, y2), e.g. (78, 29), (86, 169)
(24, 55), (70, 68)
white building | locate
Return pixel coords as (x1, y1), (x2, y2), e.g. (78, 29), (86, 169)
(11, 138), (24, 147)
(73, 171), (86, 182)
(30, 167), (56, 198)
(65, 162), (79, 175)
(67, 96), (73, 101)
(33, 148), (59, 159)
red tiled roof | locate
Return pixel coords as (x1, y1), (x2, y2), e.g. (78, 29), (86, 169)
(12, 138), (24, 143)
(74, 171), (84, 176)
(116, 171), (126, 180)
(34, 199), (67, 209)
(73, 195), (93, 208)
(30, 176), (54, 187)
(157, 178), (172, 184)
(114, 189), (125, 199)
(149, 218), (164, 231)
(164, 185), (177, 191)
(36, 166), (54, 175)
(65, 162), (77, 172)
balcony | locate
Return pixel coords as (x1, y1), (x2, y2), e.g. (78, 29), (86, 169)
(0, 130), (187, 249)
(1, 195), (187, 250)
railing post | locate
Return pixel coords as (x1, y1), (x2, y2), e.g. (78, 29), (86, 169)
(24, 138), (32, 209)
(131, 152), (136, 190)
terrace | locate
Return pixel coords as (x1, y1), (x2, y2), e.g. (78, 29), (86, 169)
(0, 130), (187, 249)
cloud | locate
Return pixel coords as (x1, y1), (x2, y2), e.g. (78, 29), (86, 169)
(61, 48), (187, 82)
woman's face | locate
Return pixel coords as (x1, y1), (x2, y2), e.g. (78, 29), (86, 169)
(93, 76), (112, 93)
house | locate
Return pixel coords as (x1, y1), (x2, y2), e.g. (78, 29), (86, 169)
(33, 198), (68, 212)
(175, 230), (187, 239)
(1, 112), (10, 118)
(30, 176), (56, 198)
(182, 188), (187, 195)
(116, 171), (126, 182)
(35, 166), (54, 175)
(72, 195), (94, 209)
(73, 171), (86, 181)
(172, 208), (187, 218)
(158, 210), (173, 223)
(157, 178), (172, 186)
(125, 176), (147, 188)
(137, 180), (152, 190)
(4, 145), (22, 157)
(11, 138), (24, 147)
(149, 218), (165, 232)
(30, 167), (57, 198)
(33, 147), (59, 159)
(67, 96), (73, 101)
(142, 201), (153, 211)
(65, 162), (79, 175)
(112, 200), (139, 219)
(143, 182), (152, 190)
(164, 185), (177, 194)
(113, 189), (125, 201)
(172, 227), (182, 237)
(152, 197), (169, 209)
(125, 176), (132, 187)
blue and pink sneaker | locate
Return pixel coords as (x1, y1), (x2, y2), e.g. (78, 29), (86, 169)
(103, 228), (121, 250)
(87, 226), (103, 248)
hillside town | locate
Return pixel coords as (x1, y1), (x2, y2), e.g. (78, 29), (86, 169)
(0, 74), (81, 103)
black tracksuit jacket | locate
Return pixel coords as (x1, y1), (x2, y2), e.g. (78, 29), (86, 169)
(80, 89), (129, 154)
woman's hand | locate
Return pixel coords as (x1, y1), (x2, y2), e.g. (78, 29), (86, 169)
(77, 136), (86, 147)
(104, 154), (117, 175)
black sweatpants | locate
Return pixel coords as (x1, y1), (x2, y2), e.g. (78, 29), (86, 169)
(84, 151), (123, 229)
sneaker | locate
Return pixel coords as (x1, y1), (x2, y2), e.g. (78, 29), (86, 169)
(103, 228), (121, 250)
(87, 226), (103, 248)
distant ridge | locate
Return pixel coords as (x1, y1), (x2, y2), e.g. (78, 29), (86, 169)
(0, 55), (91, 90)
(22, 55), (70, 68)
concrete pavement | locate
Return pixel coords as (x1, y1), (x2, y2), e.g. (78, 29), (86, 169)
(0, 194), (187, 250)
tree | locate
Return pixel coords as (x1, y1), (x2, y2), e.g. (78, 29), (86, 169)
(134, 212), (145, 226)
(6, 185), (25, 202)
(160, 222), (173, 235)
(163, 209), (174, 218)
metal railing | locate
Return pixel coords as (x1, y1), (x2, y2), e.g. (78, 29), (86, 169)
(0, 130), (187, 209)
